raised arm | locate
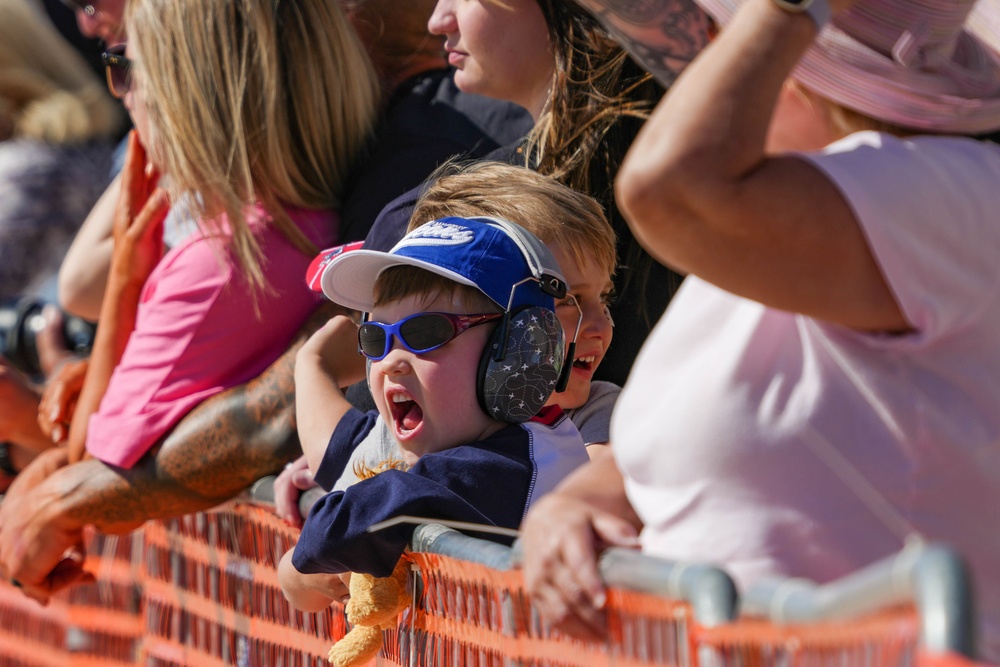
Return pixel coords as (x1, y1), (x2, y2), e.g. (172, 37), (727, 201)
(614, 0), (905, 331)
(573, 0), (713, 87)
(58, 173), (120, 321)
(65, 133), (169, 462)
(295, 315), (366, 474)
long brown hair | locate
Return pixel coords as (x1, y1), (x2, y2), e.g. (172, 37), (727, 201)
(527, 0), (681, 322)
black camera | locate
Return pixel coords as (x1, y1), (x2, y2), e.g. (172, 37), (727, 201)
(0, 299), (96, 378)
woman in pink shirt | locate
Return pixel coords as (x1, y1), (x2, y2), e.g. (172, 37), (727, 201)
(64, 0), (380, 468)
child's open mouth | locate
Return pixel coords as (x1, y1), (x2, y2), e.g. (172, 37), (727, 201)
(572, 354), (596, 372)
(390, 393), (424, 437)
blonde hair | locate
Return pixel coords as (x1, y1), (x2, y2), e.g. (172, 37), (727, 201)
(126, 0), (380, 291)
(409, 161), (617, 282)
(0, 0), (121, 143)
(354, 457), (409, 481)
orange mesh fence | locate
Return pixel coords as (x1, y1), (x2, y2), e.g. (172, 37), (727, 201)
(0, 500), (992, 667)
(0, 576), (70, 667)
(139, 505), (342, 666)
(69, 530), (145, 667)
(0, 528), (144, 667)
(695, 606), (920, 666)
(398, 550), (696, 667)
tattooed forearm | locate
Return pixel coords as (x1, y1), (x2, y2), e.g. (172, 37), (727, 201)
(598, 0), (677, 23)
(61, 303), (347, 531)
(577, 0), (712, 88)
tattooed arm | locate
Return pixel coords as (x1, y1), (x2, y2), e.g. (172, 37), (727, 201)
(0, 304), (346, 603)
(574, 0), (713, 87)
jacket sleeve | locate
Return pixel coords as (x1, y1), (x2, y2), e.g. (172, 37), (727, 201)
(292, 441), (530, 577)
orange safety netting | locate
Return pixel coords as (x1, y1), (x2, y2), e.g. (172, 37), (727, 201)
(139, 505), (342, 665)
(0, 501), (992, 667)
(696, 607), (920, 666)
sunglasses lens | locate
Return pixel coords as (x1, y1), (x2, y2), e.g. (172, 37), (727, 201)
(358, 314), (460, 360)
(399, 314), (455, 352)
(358, 324), (388, 360)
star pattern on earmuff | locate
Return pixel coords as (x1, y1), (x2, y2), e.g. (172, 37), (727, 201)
(480, 308), (565, 423)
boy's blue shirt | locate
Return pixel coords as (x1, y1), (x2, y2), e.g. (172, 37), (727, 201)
(292, 407), (587, 577)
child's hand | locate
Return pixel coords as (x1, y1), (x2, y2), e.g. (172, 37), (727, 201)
(299, 315), (366, 388)
(278, 548), (350, 612)
(273, 455), (317, 528)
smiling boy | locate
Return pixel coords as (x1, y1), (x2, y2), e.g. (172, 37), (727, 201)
(285, 217), (589, 581)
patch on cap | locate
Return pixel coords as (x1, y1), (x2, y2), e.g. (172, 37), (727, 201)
(306, 240), (365, 292)
(391, 220), (476, 248)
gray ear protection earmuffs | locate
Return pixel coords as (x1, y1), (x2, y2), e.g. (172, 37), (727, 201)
(473, 218), (570, 423)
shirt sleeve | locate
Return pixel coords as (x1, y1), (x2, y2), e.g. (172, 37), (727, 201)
(292, 439), (531, 577)
(799, 133), (1000, 345)
(86, 222), (324, 468)
(568, 381), (621, 446)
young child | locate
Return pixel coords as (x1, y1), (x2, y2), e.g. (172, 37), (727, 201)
(272, 163), (618, 532)
(409, 163), (618, 456)
(333, 163), (619, 477)
(280, 216), (589, 602)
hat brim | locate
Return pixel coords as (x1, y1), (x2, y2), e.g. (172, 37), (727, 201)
(693, 0), (1000, 134)
(319, 249), (485, 312)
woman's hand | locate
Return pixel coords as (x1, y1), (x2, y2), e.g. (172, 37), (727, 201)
(109, 131), (170, 289)
(0, 447), (95, 605)
(521, 491), (640, 640)
(38, 356), (89, 445)
(273, 455), (318, 528)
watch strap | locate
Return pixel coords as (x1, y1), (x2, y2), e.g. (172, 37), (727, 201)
(771, 0), (831, 29)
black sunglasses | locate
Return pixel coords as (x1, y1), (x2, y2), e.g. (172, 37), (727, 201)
(101, 44), (133, 99)
(358, 312), (503, 361)
(59, 0), (97, 16)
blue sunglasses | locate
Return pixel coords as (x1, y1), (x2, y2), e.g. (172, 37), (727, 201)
(359, 312), (503, 361)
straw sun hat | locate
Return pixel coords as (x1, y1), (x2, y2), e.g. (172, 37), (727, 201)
(694, 0), (1000, 133)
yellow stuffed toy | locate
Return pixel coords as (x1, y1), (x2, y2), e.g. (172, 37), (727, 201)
(328, 557), (411, 667)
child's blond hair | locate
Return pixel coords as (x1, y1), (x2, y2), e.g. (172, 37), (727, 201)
(409, 162), (616, 281)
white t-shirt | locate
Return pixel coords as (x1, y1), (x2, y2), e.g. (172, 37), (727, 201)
(612, 132), (1000, 661)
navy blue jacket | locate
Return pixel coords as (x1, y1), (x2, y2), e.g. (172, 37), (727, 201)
(292, 408), (586, 577)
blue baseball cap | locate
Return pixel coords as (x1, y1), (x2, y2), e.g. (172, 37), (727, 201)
(306, 217), (567, 313)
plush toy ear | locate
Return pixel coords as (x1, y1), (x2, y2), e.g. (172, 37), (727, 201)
(329, 625), (383, 667)
(329, 559), (411, 667)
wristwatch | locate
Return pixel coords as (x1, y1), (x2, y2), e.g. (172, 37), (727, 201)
(0, 442), (17, 477)
(771, 0), (831, 28)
